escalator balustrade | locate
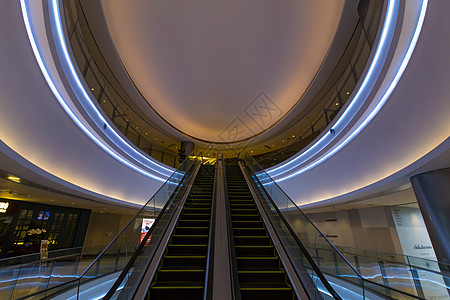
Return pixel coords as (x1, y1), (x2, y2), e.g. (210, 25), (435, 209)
(147, 165), (214, 299)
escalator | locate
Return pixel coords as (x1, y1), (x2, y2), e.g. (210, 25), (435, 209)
(17, 156), (438, 300)
(147, 165), (214, 299)
(226, 164), (297, 299)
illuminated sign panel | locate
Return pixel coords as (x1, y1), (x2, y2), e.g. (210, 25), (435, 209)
(0, 202), (9, 213)
(141, 218), (155, 242)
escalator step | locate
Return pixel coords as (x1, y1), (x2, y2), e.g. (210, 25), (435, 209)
(149, 283), (204, 300)
(162, 256), (207, 268)
(171, 235), (209, 244)
(240, 285), (294, 300)
(232, 220), (264, 228)
(235, 245), (275, 256)
(167, 244), (207, 255)
(177, 220), (209, 227)
(238, 270), (287, 284)
(156, 269), (205, 282)
(231, 214), (261, 221)
(236, 257), (281, 269)
(174, 226), (209, 235)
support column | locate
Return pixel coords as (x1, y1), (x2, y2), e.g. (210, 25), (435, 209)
(179, 141), (195, 163)
(410, 168), (450, 264)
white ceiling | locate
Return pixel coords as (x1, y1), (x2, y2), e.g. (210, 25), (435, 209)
(101, 0), (345, 142)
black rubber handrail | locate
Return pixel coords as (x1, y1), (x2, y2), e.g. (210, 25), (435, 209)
(204, 164), (217, 300)
(103, 155), (201, 299)
(223, 164), (242, 300)
(18, 155), (199, 300)
(239, 161), (339, 300)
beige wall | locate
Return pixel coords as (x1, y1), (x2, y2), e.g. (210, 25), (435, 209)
(83, 213), (134, 248)
(306, 206), (403, 254)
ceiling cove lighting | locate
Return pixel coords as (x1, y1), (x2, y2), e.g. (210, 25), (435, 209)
(269, 0), (428, 182)
(20, 0), (167, 182)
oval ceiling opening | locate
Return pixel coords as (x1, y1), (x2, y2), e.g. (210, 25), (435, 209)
(102, 0), (344, 143)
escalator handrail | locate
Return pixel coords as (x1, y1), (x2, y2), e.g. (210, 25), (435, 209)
(241, 155), (425, 300)
(242, 152), (362, 276)
(103, 154), (203, 299)
(80, 154), (198, 279)
(223, 165), (242, 300)
(239, 161), (341, 300)
(102, 180), (187, 299)
(16, 155), (199, 300)
(204, 164), (217, 300)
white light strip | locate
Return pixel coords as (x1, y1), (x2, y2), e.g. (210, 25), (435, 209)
(269, 0), (398, 178)
(275, 0), (428, 182)
(20, 0), (166, 182)
(49, 0), (173, 177)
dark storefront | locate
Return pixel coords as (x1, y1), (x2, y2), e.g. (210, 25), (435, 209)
(0, 199), (90, 257)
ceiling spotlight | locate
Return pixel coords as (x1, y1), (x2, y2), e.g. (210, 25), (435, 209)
(7, 176), (21, 183)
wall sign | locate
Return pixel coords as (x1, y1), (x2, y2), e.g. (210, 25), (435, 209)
(140, 218), (155, 243)
(0, 202), (9, 213)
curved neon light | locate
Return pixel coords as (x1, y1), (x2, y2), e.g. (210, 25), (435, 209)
(50, 0), (172, 176)
(20, 0), (167, 182)
(270, 0), (428, 182)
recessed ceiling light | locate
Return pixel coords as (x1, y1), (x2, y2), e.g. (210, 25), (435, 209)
(91, 88), (94, 91)
(7, 176), (21, 183)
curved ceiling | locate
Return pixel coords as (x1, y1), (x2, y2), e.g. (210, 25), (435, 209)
(101, 0), (344, 143)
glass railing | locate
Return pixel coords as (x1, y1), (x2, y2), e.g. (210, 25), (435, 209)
(63, 0), (181, 168)
(331, 245), (450, 299)
(240, 153), (435, 299)
(0, 245), (109, 300)
(17, 154), (201, 299)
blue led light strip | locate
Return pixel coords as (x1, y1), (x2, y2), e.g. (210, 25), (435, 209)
(269, 0), (428, 182)
(20, 0), (167, 182)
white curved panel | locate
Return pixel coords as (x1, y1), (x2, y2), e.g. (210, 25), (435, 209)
(279, 0), (450, 207)
(0, 1), (164, 206)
